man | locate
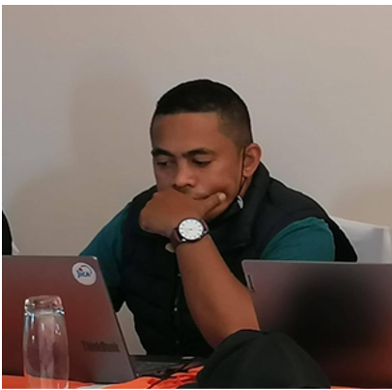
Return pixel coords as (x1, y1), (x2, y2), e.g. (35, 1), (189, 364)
(81, 79), (356, 357)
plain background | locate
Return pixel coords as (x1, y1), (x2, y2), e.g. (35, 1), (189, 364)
(3, 5), (392, 353)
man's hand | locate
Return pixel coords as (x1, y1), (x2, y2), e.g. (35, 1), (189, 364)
(139, 188), (226, 237)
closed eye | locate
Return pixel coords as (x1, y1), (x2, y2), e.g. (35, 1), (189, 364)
(155, 160), (174, 168)
(192, 160), (211, 167)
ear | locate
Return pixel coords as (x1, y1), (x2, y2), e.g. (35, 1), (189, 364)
(242, 143), (262, 178)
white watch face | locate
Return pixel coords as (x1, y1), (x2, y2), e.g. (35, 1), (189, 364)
(178, 219), (204, 241)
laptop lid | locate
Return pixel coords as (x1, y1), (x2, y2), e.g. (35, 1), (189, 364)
(2, 256), (136, 384)
(242, 260), (392, 388)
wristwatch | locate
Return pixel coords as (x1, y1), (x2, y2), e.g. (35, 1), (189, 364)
(170, 218), (209, 250)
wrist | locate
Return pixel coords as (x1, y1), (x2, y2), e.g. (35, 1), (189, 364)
(170, 218), (209, 250)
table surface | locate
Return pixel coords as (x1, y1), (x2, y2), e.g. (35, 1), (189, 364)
(2, 374), (355, 389)
(2, 376), (92, 389)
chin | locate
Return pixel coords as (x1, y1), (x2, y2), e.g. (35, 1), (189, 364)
(205, 201), (231, 222)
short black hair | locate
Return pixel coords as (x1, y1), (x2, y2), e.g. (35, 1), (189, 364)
(151, 79), (253, 148)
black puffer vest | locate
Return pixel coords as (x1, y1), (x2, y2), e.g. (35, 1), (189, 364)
(120, 164), (356, 356)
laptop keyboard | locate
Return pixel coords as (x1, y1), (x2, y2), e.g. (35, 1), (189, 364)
(134, 359), (181, 374)
(131, 355), (204, 377)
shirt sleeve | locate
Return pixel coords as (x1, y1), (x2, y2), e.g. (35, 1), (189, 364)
(80, 205), (129, 311)
(261, 217), (335, 261)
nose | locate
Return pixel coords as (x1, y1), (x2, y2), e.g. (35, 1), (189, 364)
(173, 162), (196, 190)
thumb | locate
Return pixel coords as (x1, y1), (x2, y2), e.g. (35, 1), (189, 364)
(201, 192), (226, 213)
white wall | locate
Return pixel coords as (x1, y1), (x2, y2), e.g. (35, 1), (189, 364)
(3, 5), (392, 351)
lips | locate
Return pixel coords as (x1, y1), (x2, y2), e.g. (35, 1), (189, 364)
(191, 194), (210, 201)
(174, 188), (217, 201)
(176, 190), (209, 200)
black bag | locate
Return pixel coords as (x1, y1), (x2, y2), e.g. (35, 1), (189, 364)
(188, 330), (330, 388)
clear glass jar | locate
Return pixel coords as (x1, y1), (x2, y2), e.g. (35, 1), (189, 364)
(23, 295), (69, 388)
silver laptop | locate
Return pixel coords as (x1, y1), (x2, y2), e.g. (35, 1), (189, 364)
(2, 256), (199, 383)
(242, 260), (392, 388)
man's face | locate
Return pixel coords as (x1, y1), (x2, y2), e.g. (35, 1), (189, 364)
(150, 112), (243, 220)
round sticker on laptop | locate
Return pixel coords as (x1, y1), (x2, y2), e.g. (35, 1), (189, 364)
(72, 262), (97, 286)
